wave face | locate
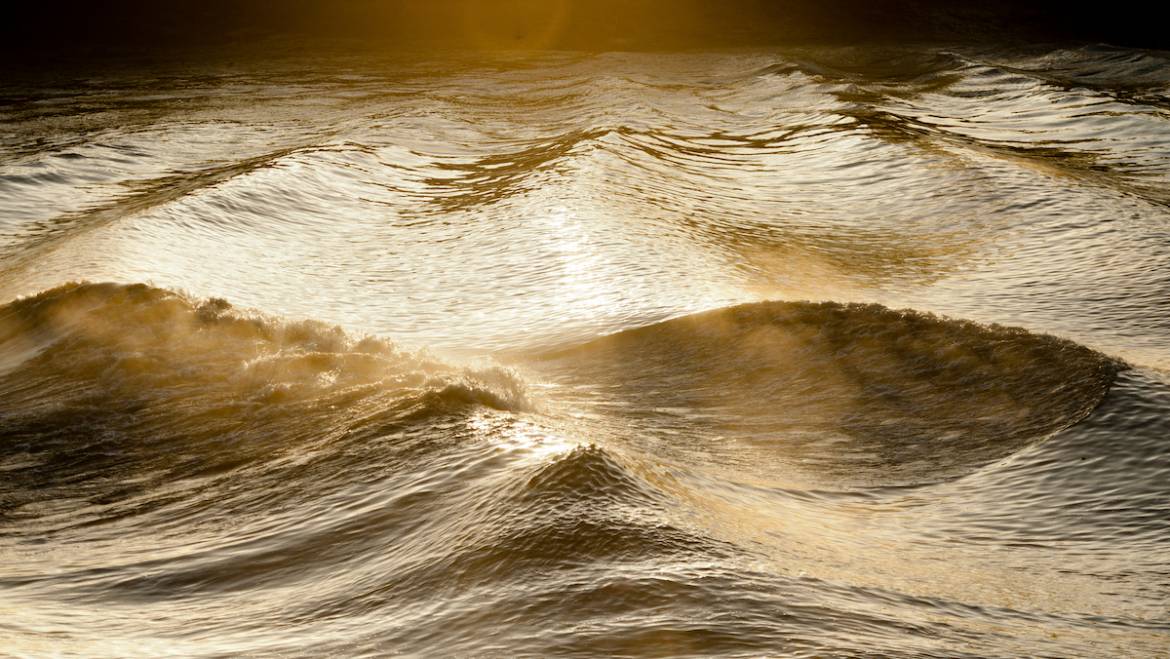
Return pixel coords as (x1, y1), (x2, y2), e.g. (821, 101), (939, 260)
(536, 301), (1119, 488)
(2, 46), (1170, 657)
(0, 282), (526, 519)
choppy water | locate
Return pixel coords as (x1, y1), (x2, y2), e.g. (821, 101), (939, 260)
(2, 45), (1169, 657)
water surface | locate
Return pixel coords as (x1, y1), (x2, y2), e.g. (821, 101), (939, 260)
(2, 46), (1169, 657)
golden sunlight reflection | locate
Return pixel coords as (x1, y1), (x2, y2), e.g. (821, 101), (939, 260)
(543, 205), (626, 319)
(472, 410), (578, 462)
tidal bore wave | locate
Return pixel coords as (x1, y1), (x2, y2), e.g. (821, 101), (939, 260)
(536, 300), (1121, 488)
(2, 44), (1170, 657)
(0, 281), (1151, 657)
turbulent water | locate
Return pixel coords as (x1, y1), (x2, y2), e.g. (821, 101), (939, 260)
(2, 45), (1169, 657)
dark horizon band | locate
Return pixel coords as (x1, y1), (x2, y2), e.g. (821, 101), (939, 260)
(3, 0), (1165, 62)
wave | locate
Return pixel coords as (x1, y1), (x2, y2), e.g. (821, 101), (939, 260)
(0, 281), (1118, 518)
(534, 300), (1121, 488)
(757, 49), (969, 87)
(1, 44), (1168, 659)
(0, 282), (528, 526)
(0, 281), (526, 405)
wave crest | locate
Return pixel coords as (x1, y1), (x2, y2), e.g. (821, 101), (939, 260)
(0, 281), (526, 408)
(0, 282), (530, 523)
(537, 301), (1121, 487)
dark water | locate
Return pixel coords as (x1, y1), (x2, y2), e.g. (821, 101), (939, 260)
(2, 46), (1169, 657)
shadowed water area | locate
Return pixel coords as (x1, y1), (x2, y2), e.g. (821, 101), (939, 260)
(2, 43), (1169, 657)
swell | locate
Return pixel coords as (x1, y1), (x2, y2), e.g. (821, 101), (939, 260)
(399, 50), (1170, 306)
(838, 105), (1170, 210)
(0, 283), (1119, 553)
(421, 128), (613, 213)
(0, 282), (528, 530)
(990, 45), (1170, 106)
(6, 49), (1164, 308)
(0, 145), (315, 280)
(750, 47), (1170, 207)
(0, 48), (1167, 659)
(0, 289), (1155, 658)
(398, 122), (979, 295)
(533, 300), (1122, 489)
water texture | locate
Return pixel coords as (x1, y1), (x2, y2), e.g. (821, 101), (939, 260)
(1, 45), (1169, 657)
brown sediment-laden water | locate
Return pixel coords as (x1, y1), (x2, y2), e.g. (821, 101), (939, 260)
(2, 45), (1169, 657)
